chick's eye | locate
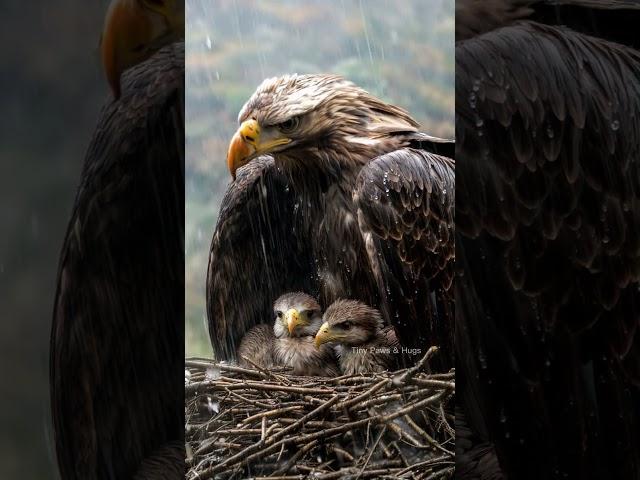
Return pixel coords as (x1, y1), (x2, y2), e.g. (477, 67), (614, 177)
(277, 116), (299, 133)
(340, 321), (352, 330)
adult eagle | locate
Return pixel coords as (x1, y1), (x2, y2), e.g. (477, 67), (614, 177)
(50, 1), (184, 478)
(206, 74), (455, 370)
(456, 1), (640, 478)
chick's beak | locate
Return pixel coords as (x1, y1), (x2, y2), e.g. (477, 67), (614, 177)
(101, 0), (184, 99)
(314, 322), (333, 348)
(285, 308), (304, 335)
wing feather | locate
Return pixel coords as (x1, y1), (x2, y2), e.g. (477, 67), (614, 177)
(50, 44), (185, 479)
(457, 21), (640, 478)
(206, 157), (317, 360)
(355, 148), (455, 366)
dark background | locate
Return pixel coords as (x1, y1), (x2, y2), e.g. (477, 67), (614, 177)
(0, 1), (110, 477)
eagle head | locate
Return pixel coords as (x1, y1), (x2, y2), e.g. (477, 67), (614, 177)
(226, 74), (420, 179)
(101, 0), (184, 98)
(314, 299), (384, 348)
(272, 292), (323, 339)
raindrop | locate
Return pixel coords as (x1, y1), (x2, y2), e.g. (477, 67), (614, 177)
(205, 35), (212, 49)
(206, 367), (221, 380)
(611, 120), (620, 131)
(206, 397), (220, 414)
(475, 117), (484, 127)
(469, 92), (477, 109)
(478, 351), (487, 369)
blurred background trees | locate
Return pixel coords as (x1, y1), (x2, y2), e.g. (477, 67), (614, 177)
(186, 0), (454, 357)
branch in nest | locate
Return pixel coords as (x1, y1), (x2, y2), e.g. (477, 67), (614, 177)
(185, 346), (455, 479)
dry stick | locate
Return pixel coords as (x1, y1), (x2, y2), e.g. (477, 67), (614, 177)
(296, 415), (378, 443)
(278, 419), (340, 429)
(357, 393), (404, 410)
(264, 421), (280, 438)
(439, 403), (455, 439)
(336, 378), (390, 410)
(226, 387), (273, 409)
(215, 428), (268, 435)
(379, 391), (448, 423)
(403, 415), (454, 457)
(186, 359), (269, 379)
(331, 446), (355, 462)
(272, 439), (319, 476)
(355, 425), (387, 480)
(222, 415), (373, 475)
(410, 378), (455, 390)
(423, 466), (455, 480)
(243, 405), (304, 425)
(393, 346), (439, 385)
(202, 394), (341, 475)
(188, 380), (333, 395)
(276, 441), (286, 462)
(396, 455), (454, 476)
(315, 467), (404, 479)
(385, 417), (425, 448)
(255, 477), (304, 480)
(186, 356), (455, 480)
(240, 354), (291, 385)
(267, 394), (341, 444)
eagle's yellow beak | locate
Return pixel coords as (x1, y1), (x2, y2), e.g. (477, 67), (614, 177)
(314, 322), (334, 348)
(101, 0), (184, 99)
(227, 119), (292, 179)
(285, 308), (307, 335)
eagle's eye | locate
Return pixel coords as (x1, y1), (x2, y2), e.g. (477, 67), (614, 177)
(275, 311), (283, 319)
(277, 116), (300, 133)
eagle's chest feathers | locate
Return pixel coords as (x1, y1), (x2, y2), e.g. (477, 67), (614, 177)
(309, 181), (369, 297)
(275, 337), (328, 375)
(335, 344), (386, 375)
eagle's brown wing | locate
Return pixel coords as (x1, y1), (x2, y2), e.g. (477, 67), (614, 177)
(457, 20), (640, 479)
(354, 148), (455, 367)
(206, 157), (318, 360)
(237, 324), (277, 368)
(50, 43), (185, 479)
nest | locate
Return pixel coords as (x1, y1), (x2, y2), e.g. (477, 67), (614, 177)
(185, 346), (455, 479)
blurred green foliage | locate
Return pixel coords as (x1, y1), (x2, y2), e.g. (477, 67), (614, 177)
(186, 0), (454, 357)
